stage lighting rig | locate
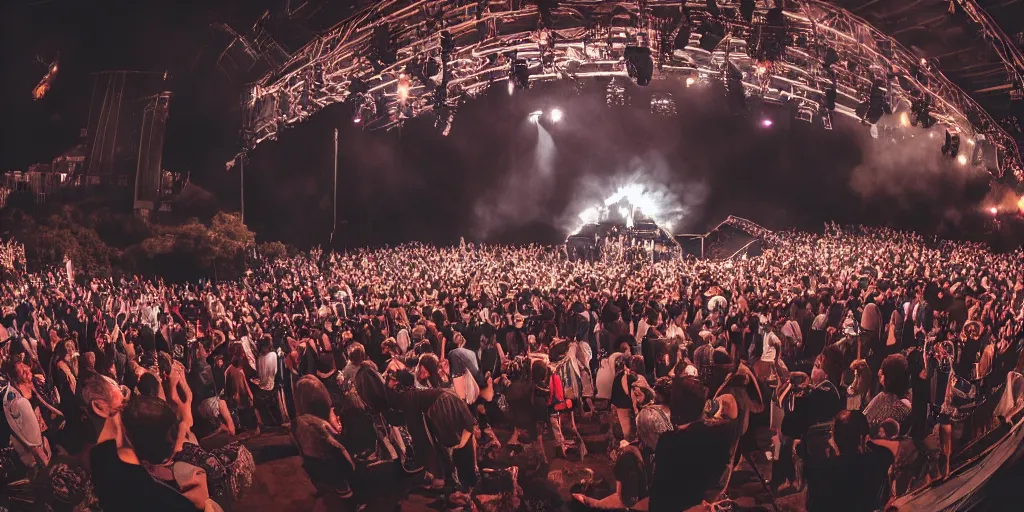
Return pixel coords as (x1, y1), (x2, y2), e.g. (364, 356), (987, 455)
(749, 6), (788, 62)
(536, 0), (559, 25)
(825, 84), (837, 111)
(651, 93), (677, 117)
(675, 24), (692, 51)
(440, 31), (455, 60)
(397, 73), (411, 102)
(942, 130), (961, 158)
(727, 63), (746, 110)
(624, 46), (654, 86)
(510, 58), (530, 89)
(370, 24), (397, 67)
(606, 78), (627, 107)
(823, 47), (839, 70)
(699, 21), (725, 52)
(740, 0), (755, 23)
(241, 0), (1024, 176)
(910, 95), (936, 128)
(858, 79), (890, 124)
(706, 0), (721, 18)
(351, 92), (376, 125)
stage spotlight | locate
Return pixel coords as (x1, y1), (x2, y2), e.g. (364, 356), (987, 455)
(699, 21), (725, 52)
(825, 85), (837, 111)
(957, 154), (968, 166)
(910, 96), (936, 128)
(706, 0), (721, 17)
(528, 110), (543, 123)
(507, 81), (514, 96)
(899, 112), (910, 127)
(511, 58), (530, 89)
(372, 24), (397, 65)
(549, 108), (563, 123)
(740, 0), (755, 23)
(675, 25), (691, 50)
(624, 46), (654, 86)
(726, 63), (745, 110)
(859, 80), (889, 124)
(942, 130), (961, 158)
(989, 206), (998, 216)
(686, 77), (695, 87)
(761, 118), (773, 127)
(824, 48), (839, 69)
(1018, 195), (1024, 215)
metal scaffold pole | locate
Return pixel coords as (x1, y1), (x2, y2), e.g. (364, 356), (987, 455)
(330, 128), (338, 245)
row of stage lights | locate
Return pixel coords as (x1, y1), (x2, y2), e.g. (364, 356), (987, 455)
(528, 107), (563, 124)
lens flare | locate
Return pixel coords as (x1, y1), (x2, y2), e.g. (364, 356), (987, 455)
(397, 74), (411, 102)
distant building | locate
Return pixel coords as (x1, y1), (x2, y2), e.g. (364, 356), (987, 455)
(51, 144), (87, 180)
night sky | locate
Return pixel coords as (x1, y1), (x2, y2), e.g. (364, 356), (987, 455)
(0, 0), (1002, 249)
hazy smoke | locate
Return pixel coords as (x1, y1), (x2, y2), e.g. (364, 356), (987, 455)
(558, 152), (709, 235)
(848, 123), (971, 202)
(473, 124), (558, 238)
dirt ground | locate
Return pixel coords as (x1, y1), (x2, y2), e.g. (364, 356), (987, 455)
(230, 414), (806, 512)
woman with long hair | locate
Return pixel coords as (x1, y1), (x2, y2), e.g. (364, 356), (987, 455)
(292, 375), (357, 506)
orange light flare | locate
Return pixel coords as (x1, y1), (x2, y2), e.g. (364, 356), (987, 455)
(32, 61), (59, 100)
(397, 73), (411, 102)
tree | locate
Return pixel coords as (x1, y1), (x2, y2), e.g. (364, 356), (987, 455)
(258, 241), (288, 261)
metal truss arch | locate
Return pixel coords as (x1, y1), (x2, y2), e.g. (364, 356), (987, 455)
(242, 0), (1021, 177)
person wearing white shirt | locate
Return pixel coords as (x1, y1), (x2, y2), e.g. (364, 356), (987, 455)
(253, 336), (283, 425)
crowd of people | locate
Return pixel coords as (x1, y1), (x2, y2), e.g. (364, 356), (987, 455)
(0, 223), (1022, 512)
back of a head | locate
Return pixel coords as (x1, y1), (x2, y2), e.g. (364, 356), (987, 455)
(121, 396), (180, 464)
(81, 374), (116, 416)
(258, 335), (274, 354)
(881, 353), (910, 397)
(139, 327), (156, 353)
(294, 375), (333, 421)
(347, 342), (366, 365)
(832, 409), (870, 455)
(653, 377), (673, 405)
(316, 351), (336, 375)
(137, 372), (162, 398)
(531, 359), (549, 387)
(670, 376), (708, 426)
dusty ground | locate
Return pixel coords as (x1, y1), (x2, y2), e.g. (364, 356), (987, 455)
(230, 415), (806, 511)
